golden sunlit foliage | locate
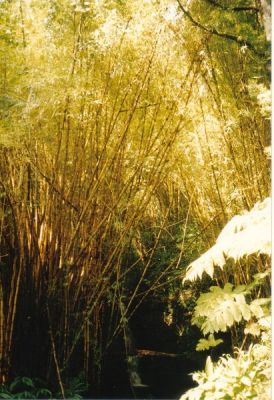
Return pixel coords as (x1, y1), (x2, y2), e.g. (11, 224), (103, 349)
(0, 0), (270, 397)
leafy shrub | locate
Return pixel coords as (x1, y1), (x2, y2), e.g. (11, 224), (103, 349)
(0, 375), (88, 399)
(56, 376), (89, 399)
(192, 280), (270, 335)
(180, 327), (271, 400)
(179, 198), (271, 399)
(0, 377), (52, 399)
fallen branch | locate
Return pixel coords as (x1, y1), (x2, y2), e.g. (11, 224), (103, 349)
(137, 349), (179, 357)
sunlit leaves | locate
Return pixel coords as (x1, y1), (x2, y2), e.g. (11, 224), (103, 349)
(180, 329), (271, 400)
(196, 334), (223, 351)
(183, 197), (271, 282)
(0, 0), (271, 391)
(192, 283), (252, 334)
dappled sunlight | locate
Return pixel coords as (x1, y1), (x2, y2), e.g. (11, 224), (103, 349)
(0, 0), (270, 398)
(184, 197), (271, 282)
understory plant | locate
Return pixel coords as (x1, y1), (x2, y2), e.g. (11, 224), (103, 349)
(0, 375), (88, 399)
(180, 330), (271, 400)
(0, 377), (52, 399)
(179, 198), (271, 400)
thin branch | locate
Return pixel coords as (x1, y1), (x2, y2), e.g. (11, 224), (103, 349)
(204, 0), (259, 12)
(47, 304), (65, 399)
(119, 103), (160, 113)
(28, 158), (80, 213)
(176, 0), (261, 55)
(19, 0), (26, 47)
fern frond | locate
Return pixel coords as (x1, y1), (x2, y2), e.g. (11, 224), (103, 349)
(183, 197), (271, 282)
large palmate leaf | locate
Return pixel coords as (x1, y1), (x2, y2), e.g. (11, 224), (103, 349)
(183, 197), (271, 282)
(192, 283), (252, 334)
(192, 283), (270, 335)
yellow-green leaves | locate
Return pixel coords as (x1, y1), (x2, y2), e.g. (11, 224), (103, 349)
(180, 329), (271, 400)
(192, 280), (271, 338)
(192, 283), (252, 334)
(196, 334), (223, 352)
(183, 197), (271, 283)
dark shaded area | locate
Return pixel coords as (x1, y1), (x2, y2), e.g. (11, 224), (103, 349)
(130, 298), (201, 399)
(96, 296), (203, 399)
(8, 276), (231, 399)
(10, 284), (231, 399)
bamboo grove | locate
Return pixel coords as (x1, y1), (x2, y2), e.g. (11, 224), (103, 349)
(0, 0), (271, 396)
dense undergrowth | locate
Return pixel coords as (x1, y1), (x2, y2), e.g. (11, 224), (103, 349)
(180, 198), (271, 399)
(0, 375), (88, 399)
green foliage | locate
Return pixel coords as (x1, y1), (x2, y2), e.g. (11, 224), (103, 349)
(0, 377), (52, 399)
(59, 376), (89, 399)
(0, 376), (88, 399)
(184, 198), (271, 283)
(244, 314), (271, 337)
(192, 273), (270, 335)
(180, 328), (271, 400)
(180, 201), (271, 399)
(0, 0), (270, 394)
(192, 283), (252, 334)
(196, 334), (223, 352)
